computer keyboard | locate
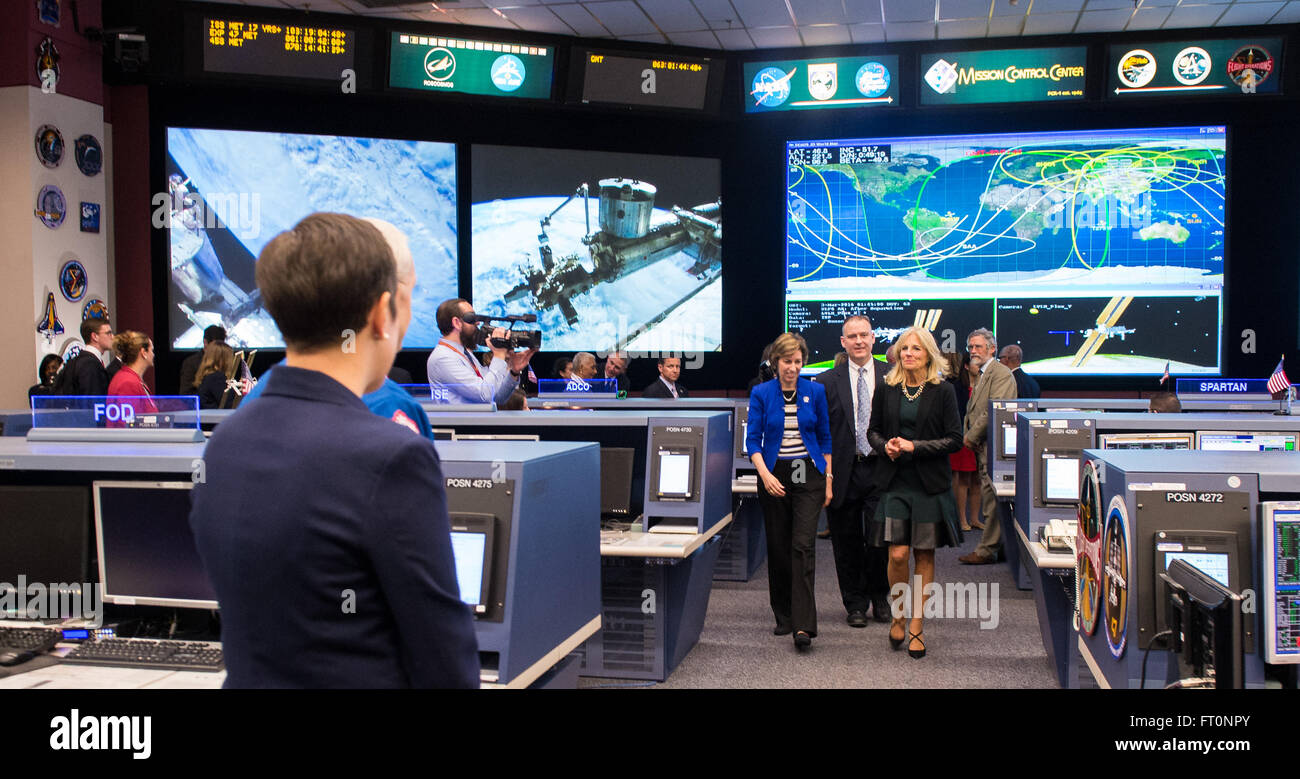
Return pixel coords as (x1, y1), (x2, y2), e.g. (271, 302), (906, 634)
(0, 627), (62, 665)
(63, 638), (224, 672)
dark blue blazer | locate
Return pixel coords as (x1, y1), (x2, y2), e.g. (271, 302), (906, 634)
(746, 377), (832, 473)
(189, 366), (479, 688)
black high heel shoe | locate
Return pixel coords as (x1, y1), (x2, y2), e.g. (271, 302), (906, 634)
(889, 619), (905, 651)
(794, 631), (812, 650)
(908, 631), (926, 659)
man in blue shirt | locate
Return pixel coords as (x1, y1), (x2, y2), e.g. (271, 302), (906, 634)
(426, 298), (535, 405)
(190, 214), (478, 688)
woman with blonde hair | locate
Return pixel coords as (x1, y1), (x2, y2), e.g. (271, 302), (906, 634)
(745, 331), (832, 650)
(195, 341), (238, 409)
(866, 327), (962, 659)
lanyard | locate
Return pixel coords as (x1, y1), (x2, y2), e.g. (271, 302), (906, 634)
(438, 339), (481, 378)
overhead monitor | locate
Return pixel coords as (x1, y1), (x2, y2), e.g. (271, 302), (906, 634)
(1196, 431), (1298, 452)
(1099, 432), (1194, 450)
(1108, 38), (1282, 99)
(576, 48), (721, 112)
(165, 127), (457, 350)
(1041, 451), (1081, 504)
(919, 46), (1087, 106)
(744, 55), (900, 112)
(201, 16), (355, 81)
(94, 481), (218, 610)
(0, 487), (93, 611)
(448, 513), (495, 615)
(471, 145), (720, 354)
(1261, 503), (1300, 664)
(785, 127), (1226, 374)
(389, 32), (553, 99)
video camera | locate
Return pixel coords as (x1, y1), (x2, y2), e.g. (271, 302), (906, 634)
(464, 313), (543, 351)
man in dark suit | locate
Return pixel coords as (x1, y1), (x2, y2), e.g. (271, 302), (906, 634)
(179, 325), (227, 395)
(642, 356), (689, 398)
(57, 317), (114, 396)
(959, 328), (1018, 565)
(813, 315), (891, 626)
(999, 344), (1040, 399)
(189, 213), (478, 688)
(601, 352), (630, 394)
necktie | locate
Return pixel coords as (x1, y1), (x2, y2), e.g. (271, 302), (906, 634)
(856, 365), (870, 456)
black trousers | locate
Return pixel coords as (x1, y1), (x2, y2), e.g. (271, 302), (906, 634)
(757, 458), (825, 636)
(826, 454), (890, 613)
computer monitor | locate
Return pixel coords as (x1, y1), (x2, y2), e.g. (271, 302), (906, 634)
(93, 481), (219, 610)
(447, 512), (494, 615)
(1196, 431), (1298, 452)
(0, 486), (93, 615)
(600, 447), (635, 518)
(1001, 424), (1017, 458)
(1099, 432), (1194, 450)
(1165, 557), (1245, 689)
(1261, 502), (1300, 665)
(1151, 529), (1238, 639)
(993, 402), (1035, 460)
(653, 446), (697, 500)
(1041, 451), (1081, 504)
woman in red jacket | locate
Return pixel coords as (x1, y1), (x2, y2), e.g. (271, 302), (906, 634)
(107, 331), (158, 415)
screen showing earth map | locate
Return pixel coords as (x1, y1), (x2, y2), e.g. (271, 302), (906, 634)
(785, 126), (1226, 376)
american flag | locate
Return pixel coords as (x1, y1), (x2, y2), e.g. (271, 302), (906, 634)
(1159, 361), (1170, 385)
(1267, 357), (1290, 396)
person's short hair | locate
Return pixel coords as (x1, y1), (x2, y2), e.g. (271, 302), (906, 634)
(256, 213), (397, 351)
(841, 314), (873, 334)
(572, 352), (596, 373)
(80, 317), (110, 343)
(885, 327), (947, 386)
(1000, 344), (1023, 365)
(112, 331), (151, 365)
(552, 357), (572, 377)
(967, 327), (997, 351)
(502, 388), (528, 411)
(769, 332), (809, 364)
(436, 298), (470, 335)
(203, 325), (227, 344)
(1148, 392), (1182, 413)
(37, 353), (63, 381)
(657, 355), (681, 366)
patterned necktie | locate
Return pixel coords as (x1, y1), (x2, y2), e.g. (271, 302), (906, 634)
(856, 365), (870, 456)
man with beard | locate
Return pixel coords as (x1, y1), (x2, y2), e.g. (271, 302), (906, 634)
(427, 298), (536, 405)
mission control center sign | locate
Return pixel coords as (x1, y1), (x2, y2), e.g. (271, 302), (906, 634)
(921, 46), (1087, 106)
(389, 32), (553, 99)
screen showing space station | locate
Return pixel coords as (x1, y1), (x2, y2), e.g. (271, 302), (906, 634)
(165, 127), (458, 350)
(786, 126), (1225, 375)
(471, 145), (721, 355)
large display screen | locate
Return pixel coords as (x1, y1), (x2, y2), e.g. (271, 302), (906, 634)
(786, 126), (1226, 375)
(579, 49), (715, 111)
(389, 32), (553, 99)
(471, 145), (721, 354)
(165, 127), (458, 350)
(203, 17), (354, 80)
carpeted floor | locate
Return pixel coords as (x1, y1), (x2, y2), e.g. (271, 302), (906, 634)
(581, 529), (1060, 689)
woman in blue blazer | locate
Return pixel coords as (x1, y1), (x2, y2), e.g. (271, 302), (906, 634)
(746, 332), (832, 650)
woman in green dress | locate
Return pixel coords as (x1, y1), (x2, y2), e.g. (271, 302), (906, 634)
(866, 327), (963, 658)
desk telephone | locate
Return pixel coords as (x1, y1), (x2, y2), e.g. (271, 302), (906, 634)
(1042, 519), (1077, 554)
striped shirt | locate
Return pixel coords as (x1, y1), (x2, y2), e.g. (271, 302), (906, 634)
(778, 399), (808, 459)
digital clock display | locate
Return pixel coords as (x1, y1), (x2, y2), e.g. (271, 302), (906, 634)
(580, 50), (713, 111)
(203, 18), (354, 80)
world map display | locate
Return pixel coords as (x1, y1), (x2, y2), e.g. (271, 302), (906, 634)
(786, 126), (1225, 375)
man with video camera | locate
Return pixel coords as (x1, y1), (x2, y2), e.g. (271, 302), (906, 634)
(427, 298), (537, 406)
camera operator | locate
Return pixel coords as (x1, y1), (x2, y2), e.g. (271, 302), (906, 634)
(427, 298), (536, 406)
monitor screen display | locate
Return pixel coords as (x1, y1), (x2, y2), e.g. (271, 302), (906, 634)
(1044, 456), (1080, 502)
(449, 530), (487, 608)
(785, 126), (1226, 374)
(658, 451), (693, 497)
(94, 482), (218, 609)
(1163, 550), (1230, 587)
(471, 145), (720, 354)
(1198, 432), (1298, 451)
(1099, 432), (1194, 450)
(165, 127), (457, 350)
(1002, 424), (1017, 457)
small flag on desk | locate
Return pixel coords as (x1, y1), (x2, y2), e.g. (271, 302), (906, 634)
(1267, 356), (1290, 396)
(1159, 361), (1170, 385)
(526, 366), (537, 384)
